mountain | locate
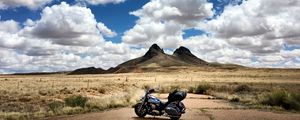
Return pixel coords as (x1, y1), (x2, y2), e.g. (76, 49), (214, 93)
(69, 44), (242, 74)
(68, 67), (106, 75)
(116, 44), (191, 68)
(173, 46), (208, 66)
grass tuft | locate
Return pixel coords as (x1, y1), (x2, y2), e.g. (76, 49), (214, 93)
(261, 89), (300, 110)
(234, 84), (251, 93)
(48, 101), (64, 114)
(194, 84), (211, 94)
(230, 97), (240, 102)
(64, 95), (88, 108)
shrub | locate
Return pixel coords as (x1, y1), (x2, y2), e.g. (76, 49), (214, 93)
(230, 97), (240, 102)
(188, 86), (194, 93)
(159, 85), (170, 93)
(215, 85), (232, 92)
(170, 85), (180, 91)
(1, 112), (30, 120)
(48, 101), (64, 114)
(142, 84), (151, 90)
(64, 95), (88, 108)
(234, 84), (251, 93)
(261, 89), (300, 110)
(62, 107), (83, 115)
(86, 88), (143, 111)
(38, 90), (48, 96)
(60, 87), (72, 94)
(194, 84), (211, 94)
(98, 88), (106, 94)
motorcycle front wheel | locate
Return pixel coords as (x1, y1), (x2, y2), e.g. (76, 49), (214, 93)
(134, 103), (147, 117)
(170, 117), (180, 120)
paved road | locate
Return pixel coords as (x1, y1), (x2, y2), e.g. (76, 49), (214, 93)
(49, 94), (300, 120)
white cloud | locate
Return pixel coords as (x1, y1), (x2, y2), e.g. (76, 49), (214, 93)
(97, 22), (117, 37)
(181, 35), (253, 66)
(281, 49), (300, 59)
(0, 48), (32, 70)
(257, 54), (284, 64)
(76, 0), (126, 5)
(0, 20), (20, 33)
(0, 31), (25, 49)
(122, 0), (213, 48)
(203, 0), (300, 52)
(21, 2), (105, 46)
(0, 2), (145, 73)
(123, 21), (183, 48)
(130, 0), (213, 27)
(23, 19), (35, 27)
(181, 36), (228, 54)
(0, 0), (52, 10)
(282, 61), (300, 68)
(176, 0), (300, 68)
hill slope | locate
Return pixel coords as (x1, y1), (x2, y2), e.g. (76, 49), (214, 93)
(68, 67), (106, 75)
(69, 44), (242, 74)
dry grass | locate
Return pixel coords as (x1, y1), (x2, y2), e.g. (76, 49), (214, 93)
(0, 68), (299, 119)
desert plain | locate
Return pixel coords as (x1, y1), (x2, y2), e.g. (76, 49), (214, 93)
(0, 67), (300, 120)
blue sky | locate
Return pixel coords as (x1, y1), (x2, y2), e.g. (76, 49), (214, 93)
(0, 0), (299, 73)
(0, 0), (237, 43)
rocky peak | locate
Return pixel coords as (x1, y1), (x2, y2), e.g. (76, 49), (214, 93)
(173, 46), (193, 56)
(144, 44), (164, 58)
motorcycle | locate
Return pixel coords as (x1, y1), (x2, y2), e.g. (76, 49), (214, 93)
(134, 89), (186, 120)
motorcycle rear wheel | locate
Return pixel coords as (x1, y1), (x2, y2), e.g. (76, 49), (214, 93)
(134, 103), (147, 117)
(170, 117), (180, 120)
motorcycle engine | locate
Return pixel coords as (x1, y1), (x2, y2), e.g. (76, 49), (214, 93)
(150, 103), (156, 110)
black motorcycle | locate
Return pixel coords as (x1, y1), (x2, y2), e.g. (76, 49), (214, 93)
(134, 89), (186, 120)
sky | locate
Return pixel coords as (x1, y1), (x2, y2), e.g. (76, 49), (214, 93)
(0, 0), (299, 73)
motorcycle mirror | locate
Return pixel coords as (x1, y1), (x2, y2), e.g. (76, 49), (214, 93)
(148, 89), (155, 93)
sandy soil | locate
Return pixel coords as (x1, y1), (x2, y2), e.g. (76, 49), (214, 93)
(47, 94), (300, 120)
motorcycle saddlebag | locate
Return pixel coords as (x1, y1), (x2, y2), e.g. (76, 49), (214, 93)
(164, 102), (181, 116)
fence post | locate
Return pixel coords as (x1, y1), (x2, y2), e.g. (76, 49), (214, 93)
(52, 79), (54, 88)
(87, 79), (90, 89)
(17, 80), (20, 89)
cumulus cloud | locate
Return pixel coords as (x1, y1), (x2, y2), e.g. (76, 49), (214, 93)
(23, 19), (36, 27)
(0, 0), (52, 10)
(203, 0), (300, 53)
(97, 22), (117, 37)
(123, 21), (183, 48)
(0, 20), (20, 33)
(0, 31), (24, 49)
(281, 49), (300, 59)
(21, 2), (105, 46)
(122, 0), (213, 48)
(181, 35), (253, 66)
(76, 0), (126, 5)
(0, 48), (32, 72)
(0, 2), (145, 73)
(130, 0), (213, 27)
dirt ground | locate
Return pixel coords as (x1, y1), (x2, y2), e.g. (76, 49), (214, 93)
(1, 69), (300, 119)
(48, 94), (300, 120)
